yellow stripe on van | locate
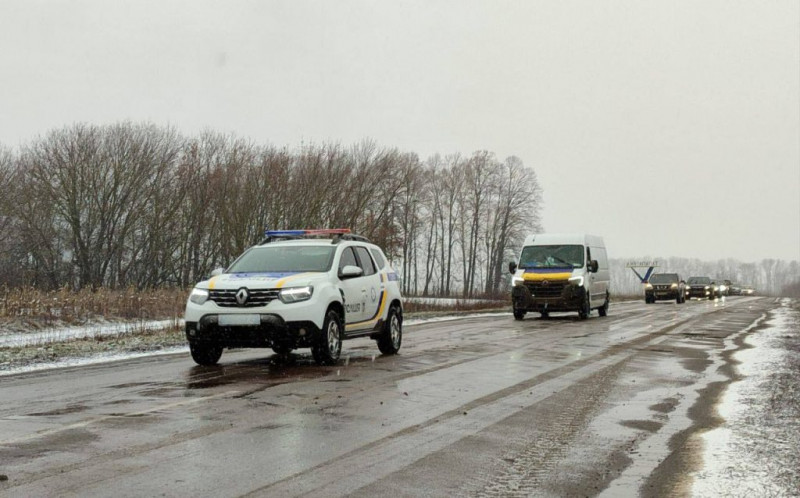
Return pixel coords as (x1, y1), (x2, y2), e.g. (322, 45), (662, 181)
(522, 272), (572, 282)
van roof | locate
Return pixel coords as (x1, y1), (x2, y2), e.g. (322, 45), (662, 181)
(523, 233), (605, 247)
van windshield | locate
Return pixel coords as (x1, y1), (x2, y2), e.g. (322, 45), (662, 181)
(519, 245), (584, 269)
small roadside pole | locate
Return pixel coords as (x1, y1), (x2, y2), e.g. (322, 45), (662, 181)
(626, 261), (660, 284)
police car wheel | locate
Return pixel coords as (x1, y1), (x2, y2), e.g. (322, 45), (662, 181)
(312, 308), (343, 365)
(190, 342), (223, 366)
(377, 305), (402, 355)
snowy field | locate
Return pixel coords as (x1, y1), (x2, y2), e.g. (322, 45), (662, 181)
(0, 319), (181, 348)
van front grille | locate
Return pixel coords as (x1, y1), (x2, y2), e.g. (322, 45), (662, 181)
(525, 281), (567, 298)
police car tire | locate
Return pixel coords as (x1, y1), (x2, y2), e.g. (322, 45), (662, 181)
(190, 342), (223, 366)
(377, 305), (402, 355)
(313, 308), (343, 365)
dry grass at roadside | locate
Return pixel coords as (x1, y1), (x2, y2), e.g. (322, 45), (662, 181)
(0, 286), (187, 325)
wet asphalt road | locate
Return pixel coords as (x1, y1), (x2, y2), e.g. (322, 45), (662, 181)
(0, 297), (778, 497)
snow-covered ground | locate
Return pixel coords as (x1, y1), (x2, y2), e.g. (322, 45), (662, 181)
(0, 319), (181, 348)
(692, 298), (800, 496)
(404, 297), (505, 306)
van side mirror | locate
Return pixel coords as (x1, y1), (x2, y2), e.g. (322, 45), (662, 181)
(508, 261), (517, 274)
(588, 260), (599, 273)
(210, 267), (225, 277)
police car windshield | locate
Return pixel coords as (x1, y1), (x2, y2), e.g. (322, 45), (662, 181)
(227, 246), (335, 273)
(519, 245), (584, 269)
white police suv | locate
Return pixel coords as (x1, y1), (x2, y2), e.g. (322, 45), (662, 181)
(184, 229), (403, 366)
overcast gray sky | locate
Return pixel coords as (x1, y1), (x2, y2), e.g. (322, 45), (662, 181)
(1, 1), (798, 261)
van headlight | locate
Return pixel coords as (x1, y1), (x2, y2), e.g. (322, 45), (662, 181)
(189, 288), (209, 305)
(279, 286), (314, 303)
(568, 276), (584, 287)
(512, 276), (525, 286)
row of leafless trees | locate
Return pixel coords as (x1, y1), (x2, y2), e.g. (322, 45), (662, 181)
(0, 122), (542, 295)
(610, 257), (800, 297)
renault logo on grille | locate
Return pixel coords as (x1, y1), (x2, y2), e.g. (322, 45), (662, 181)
(235, 288), (249, 305)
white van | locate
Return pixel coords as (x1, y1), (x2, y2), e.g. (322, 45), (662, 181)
(508, 233), (610, 320)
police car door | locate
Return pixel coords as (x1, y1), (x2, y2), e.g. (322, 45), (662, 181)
(353, 246), (383, 328)
(338, 246), (366, 327)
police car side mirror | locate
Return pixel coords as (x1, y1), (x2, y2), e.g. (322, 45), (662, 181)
(339, 265), (364, 279)
(508, 261), (517, 274)
(210, 267), (225, 278)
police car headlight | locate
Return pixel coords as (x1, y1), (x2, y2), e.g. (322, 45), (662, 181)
(512, 276), (525, 286)
(189, 288), (209, 305)
(279, 286), (314, 303)
(569, 276), (584, 287)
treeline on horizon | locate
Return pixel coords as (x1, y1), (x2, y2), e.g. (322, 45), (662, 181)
(609, 257), (800, 297)
(0, 122), (543, 296)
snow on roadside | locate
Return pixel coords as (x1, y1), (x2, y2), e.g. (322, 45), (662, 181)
(692, 298), (799, 496)
(0, 319), (182, 348)
(0, 311), (511, 377)
(404, 297), (505, 306)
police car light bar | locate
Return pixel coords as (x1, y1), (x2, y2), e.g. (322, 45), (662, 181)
(263, 228), (351, 238)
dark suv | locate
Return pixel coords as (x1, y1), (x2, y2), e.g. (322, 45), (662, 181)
(645, 273), (686, 304)
(686, 276), (716, 300)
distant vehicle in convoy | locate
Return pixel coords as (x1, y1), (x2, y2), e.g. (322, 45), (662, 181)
(508, 233), (610, 320)
(184, 229), (403, 366)
(645, 273), (686, 304)
(741, 285), (755, 296)
(715, 279), (732, 297)
(686, 276), (718, 300)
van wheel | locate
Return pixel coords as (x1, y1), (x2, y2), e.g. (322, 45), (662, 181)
(578, 294), (590, 319)
(190, 342), (223, 366)
(272, 344), (294, 356)
(312, 308), (343, 365)
(377, 305), (402, 355)
(598, 294), (609, 317)
(513, 308), (526, 320)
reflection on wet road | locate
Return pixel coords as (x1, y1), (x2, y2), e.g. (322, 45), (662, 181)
(0, 297), (789, 497)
